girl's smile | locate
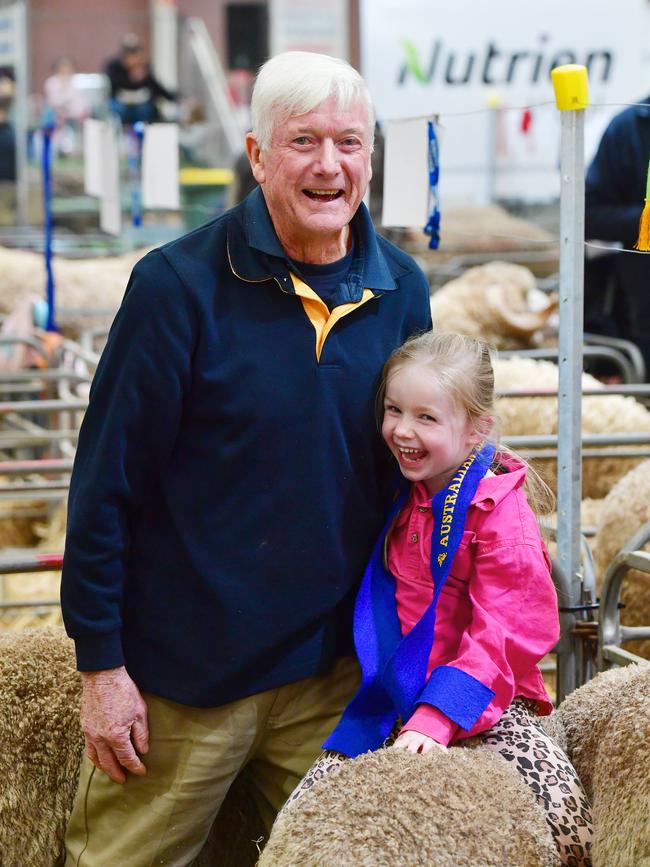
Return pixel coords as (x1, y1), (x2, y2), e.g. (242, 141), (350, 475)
(381, 362), (482, 496)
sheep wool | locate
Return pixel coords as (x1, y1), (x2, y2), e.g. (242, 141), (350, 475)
(429, 261), (557, 350)
(0, 627), (83, 867)
(554, 665), (650, 867)
(259, 747), (558, 867)
(494, 356), (650, 500)
(593, 458), (650, 660)
(0, 245), (147, 325)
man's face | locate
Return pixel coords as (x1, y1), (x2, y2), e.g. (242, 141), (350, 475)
(247, 95), (373, 257)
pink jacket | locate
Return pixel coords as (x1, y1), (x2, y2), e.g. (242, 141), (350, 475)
(387, 458), (559, 746)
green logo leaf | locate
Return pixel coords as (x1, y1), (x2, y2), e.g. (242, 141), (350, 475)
(402, 39), (429, 84)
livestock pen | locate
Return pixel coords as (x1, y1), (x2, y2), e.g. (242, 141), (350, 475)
(1, 63), (649, 867)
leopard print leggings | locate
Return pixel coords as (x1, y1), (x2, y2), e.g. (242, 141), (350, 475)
(282, 700), (593, 867)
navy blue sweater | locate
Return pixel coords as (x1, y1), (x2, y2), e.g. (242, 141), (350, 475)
(61, 189), (432, 707)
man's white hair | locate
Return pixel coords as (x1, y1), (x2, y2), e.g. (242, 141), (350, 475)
(251, 51), (375, 151)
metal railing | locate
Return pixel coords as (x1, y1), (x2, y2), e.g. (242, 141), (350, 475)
(598, 521), (650, 669)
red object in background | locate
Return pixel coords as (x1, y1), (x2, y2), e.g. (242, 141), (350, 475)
(521, 108), (533, 134)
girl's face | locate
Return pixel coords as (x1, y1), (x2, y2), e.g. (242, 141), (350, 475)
(382, 362), (481, 496)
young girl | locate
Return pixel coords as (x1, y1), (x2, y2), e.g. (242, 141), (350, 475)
(285, 331), (593, 866)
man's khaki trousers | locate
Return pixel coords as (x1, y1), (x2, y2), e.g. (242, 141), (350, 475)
(64, 657), (359, 867)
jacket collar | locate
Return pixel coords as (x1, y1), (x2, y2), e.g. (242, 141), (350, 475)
(634, 95), (650, 119)
(409, 453), (528, 513)
(226, 186), (407, 293)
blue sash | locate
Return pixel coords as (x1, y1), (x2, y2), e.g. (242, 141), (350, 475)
(325, 443), (496, 757)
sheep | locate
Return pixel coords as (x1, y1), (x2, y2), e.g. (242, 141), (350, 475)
(0, 627), (83, 867)
(429, 261), (558, 350)
(494, 356), (650, 500)
(1, 627), (648, 867)
(259, 746), (558, 867)
(593, 458), (650, 660)
(261, 666), (650, 867)
(1, 502), (66, 631)
(0, 627), (263, 866)
(552, 664), (650, 867)
(0, 245), (146, 326)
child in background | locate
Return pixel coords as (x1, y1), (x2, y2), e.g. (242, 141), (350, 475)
(286, 331), (593, 867)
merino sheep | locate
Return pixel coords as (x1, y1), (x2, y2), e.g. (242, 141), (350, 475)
(552, 664), (650, 867)
(0, 627), (83, 867)
(3, 628), (647, 867)
(494, 356), (650, 499)
(262, 666), (650, 867)
(0, 245), (146, 322)
(1, 502), (67, 630)
(0, 627), (264, 866)
(429, 261), (558, 350)
(593, 458), (650, 660)
(259, 746), (558, 867)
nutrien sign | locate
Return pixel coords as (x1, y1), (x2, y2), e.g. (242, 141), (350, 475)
(360, 0), (649, 202)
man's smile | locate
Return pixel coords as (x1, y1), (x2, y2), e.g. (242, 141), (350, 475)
(303, 189), (344, 201)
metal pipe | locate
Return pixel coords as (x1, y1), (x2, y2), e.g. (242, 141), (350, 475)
(0, 398), (88, 415)
(0, 552), (63, 573)
(497, 384), (650, 398)
(554, 92), (586, 701)
(0, 481), (70, 494)
(0, 459), (74, 475)
(504, 433), (650, 448)
(598, 531), (650, 669)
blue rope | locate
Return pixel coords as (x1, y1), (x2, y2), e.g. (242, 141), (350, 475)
(41, 111), (57, 332)
(129, 122), (145, 228)
(423, 119), (441, 250)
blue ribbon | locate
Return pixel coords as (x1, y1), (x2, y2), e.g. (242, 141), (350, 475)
(325, 442), (495, 757)
(41, 112), (57, 333)
(129, 122), (145, 228)
(423, 119), (441, 250)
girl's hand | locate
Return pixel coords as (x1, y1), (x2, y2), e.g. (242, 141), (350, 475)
(392, 730), (447, 754)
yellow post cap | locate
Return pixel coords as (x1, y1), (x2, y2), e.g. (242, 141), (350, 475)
(551, 64), (589, 111)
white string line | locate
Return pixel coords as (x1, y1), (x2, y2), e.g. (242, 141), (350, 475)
(432, 231), (650, 255)
(584, 241), (649, 255)
(387, 100), (648, 123)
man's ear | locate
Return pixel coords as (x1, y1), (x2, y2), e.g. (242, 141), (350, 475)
(246, 133), (265, 185)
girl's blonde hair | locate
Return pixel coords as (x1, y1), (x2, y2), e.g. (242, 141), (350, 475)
(379, 331), (554, 516)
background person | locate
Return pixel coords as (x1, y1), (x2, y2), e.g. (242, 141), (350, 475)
(0, 74), (16, 182)
(43, 57), (88, 155)
(61, 50), (431, 866)
(104, 33), (178, 124)
(584, 95), (650, 378)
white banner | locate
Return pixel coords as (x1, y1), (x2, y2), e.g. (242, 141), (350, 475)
(270, 0), (349, 59)
(142, 123), (180, 210)
(361, 0), (649, 202)
(83, 119), (121, 235)
(0, 5), (17, 66)
(382, 117), (431, 227)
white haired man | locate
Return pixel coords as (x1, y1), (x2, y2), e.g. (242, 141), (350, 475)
(62, 51), (431, 865)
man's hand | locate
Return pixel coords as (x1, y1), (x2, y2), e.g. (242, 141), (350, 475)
(80, 666), (149, 784)
(392, 730), (447, 755)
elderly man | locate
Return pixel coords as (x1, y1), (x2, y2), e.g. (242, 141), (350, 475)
(62, 51), (431, 865)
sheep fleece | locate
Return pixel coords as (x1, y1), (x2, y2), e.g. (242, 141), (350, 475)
(554, 665), (650, 867)
(0, 627), (83, 867)
(259, 746), (558, 867)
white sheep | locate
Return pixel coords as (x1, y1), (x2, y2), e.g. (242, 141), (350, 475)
(0, 245), (146, 322)
(429, 261), (558, 350)
(494, 356), (650, 500)
(2, 627), (648, 867)
(260, 666), (649, 867)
